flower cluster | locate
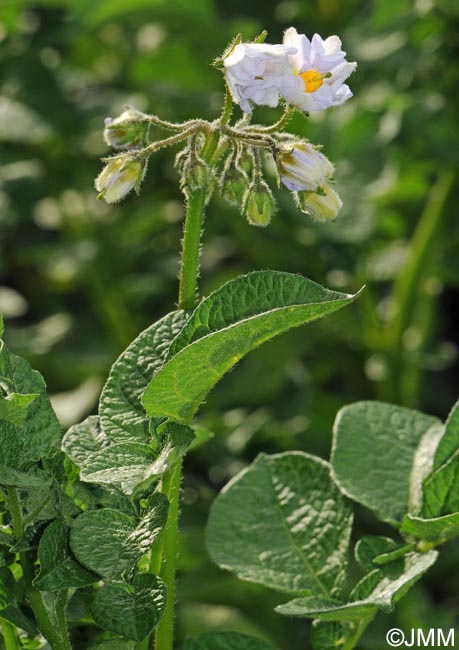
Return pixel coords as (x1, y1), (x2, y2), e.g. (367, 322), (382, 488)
(95, 27), (356, 223)
(224, 28), (356, 114)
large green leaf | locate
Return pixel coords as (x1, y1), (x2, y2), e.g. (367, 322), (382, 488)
(34, 519), (97, 591)
(184, 631), (276, 650)
(79, 422), (194, 494)
(143, 272), (359, 422)
(0, 339), (61, 464)
(276, 551), (437, 621)
(206, 452), (353, 597)
(331, 401), (442, 524)
(90, 574), (166, 641)
(99, 311), (187, 443)
(70, 497), (168, 579)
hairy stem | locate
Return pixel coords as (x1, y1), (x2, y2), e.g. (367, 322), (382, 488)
(177, 186), (208, 311)
(7, 488), (72, 650)
(249, 104), (294, 133)
(1, 620), (19, 650)
(152, 154), (210, 650)
(383, 167), (454, 404)
(153, 460), (184, 650)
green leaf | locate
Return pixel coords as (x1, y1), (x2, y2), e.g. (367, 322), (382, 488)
(0, 605), (37, 635)
(33, 520), (97, 591)
(79, 422), (194, 494)
(276, 551), (437, 621)
(421, 400), (459, 518)
(433, 399), (459, 470)
(311, 621), (347, 650)
(184, 631), (276, 650)
(0, 341), (61, 464)
(70, 509), (137, 579)
(422, 450), (459, 517)
(0, 420), (51, 487)
(0, 465), (51, 489)
(0, 393), (38, 426)
(143, 272), (359, 422)
(355, 536), (398, 572)
(99, 311), (187, 443)
(90, 573), (166, 641)
(331, 401), (442, 524)
(206, 452), (353, 596)
(401, 513), (459, 542)
(0, 567), (16, 609)
(70, 497), (168, 579)
(62, 416), (109, 467)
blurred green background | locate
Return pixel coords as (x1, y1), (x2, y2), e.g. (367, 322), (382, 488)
(1, 0), (459, 647)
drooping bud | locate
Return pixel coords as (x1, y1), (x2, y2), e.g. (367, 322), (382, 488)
(95, 156), (146, 203)
(221, 165), (249, 207)
(243, 180), (276, 226)
(104, 107), (149, 150)
(278, 142), (334, 192)
(178, 138), (210, 198)
(296, 184), (342, 222)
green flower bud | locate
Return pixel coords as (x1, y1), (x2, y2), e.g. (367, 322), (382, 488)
(220, 165), (249, 207)
(243, 180), (276, 227)
(296, 184), (342, 222)
(95, 156), (145, 204)
(104, 107), (149, 150)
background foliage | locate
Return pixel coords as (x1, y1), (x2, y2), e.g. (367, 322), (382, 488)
(1, 0), (458, 647)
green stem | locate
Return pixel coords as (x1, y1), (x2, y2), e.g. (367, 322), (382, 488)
(7, 488), (72, 650)
(249, 104), (294, 133)
(177, 186), (208, 311)
(1, 620), (19, 650)
(383, 167), (454, 404)
(153, 460), (183, 650)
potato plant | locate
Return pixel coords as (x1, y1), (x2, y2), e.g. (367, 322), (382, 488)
(1, 27), (458, 650)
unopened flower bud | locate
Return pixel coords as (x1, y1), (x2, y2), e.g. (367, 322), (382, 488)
(95, 157), (145, 204)
(278, 142), (334, 192)
(220, 165), (249, 207)
(182, 156), (209, 193)
(296, 184), (342, 222)
(104, 107), (149, 150)
(243, 181), (276, 226)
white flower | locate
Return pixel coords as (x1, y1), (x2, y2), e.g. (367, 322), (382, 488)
(296, 184), (343, 222)
(279, 28), (356, 112)
(278, 142), (334, 192)
(95, 157), (144, 203)
(224, 43), (296, 113)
